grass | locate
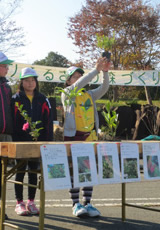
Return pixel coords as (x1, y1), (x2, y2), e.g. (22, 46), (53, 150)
(51, 95), (160, 109)
(96, 99), (160, 108)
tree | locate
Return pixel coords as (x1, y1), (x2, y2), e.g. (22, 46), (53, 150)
(68, 0), (160, 69)
(33, 51), (70, 68)
(67, 0), (160, 102)
(0, 0), (25, 53)
(33, 51), (70, 96)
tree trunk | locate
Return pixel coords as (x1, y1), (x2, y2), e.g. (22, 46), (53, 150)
(113, 86), (118, 102)
(112, 64), (119, 102)
(144, 86), (152, 105)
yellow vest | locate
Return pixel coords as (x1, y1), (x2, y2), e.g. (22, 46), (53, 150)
(74, 92), (97, 141)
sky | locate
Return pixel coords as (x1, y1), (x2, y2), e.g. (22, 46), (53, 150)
(11, 0), (160, 65)
(12, 0), (86, 64)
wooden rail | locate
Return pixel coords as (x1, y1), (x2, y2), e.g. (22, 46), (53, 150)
(1, 140), (160, 229)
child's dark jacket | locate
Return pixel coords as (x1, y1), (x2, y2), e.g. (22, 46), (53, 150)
(11, 91), (53, 141)
(0, 77), (13, 134)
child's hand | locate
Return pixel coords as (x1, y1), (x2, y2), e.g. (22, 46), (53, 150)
(96, 57), (107, 72)
(102, 60), (111, 72)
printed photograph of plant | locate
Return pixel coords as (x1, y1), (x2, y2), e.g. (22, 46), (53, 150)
(77, 156), (91, 182)
(47, 164), (65, 179)
(147, 155), (160, 177)
(102, 155), (114, 179)
(123, 158), (138, 179)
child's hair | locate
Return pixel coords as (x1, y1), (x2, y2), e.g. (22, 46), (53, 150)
(18, 78), (39, 92)
(64, 78), (71, 87)
(64, 70), (84, 88)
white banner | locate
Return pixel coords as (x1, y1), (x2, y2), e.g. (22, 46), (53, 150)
(7, 62), (160, 86)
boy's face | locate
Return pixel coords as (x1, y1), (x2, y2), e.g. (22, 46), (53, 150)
(0, 64), (9, 77)
(67, 71), (82, 86)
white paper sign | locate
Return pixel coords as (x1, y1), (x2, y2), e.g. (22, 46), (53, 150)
(71, 143), (98, 188)
(142, 142), (160, 180)
(120, 143), (141, 183)
(40, 145), (71, 191)
(97, 143), (121, 184)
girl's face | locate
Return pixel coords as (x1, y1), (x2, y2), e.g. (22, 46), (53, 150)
(0, 64), (9, 77)
(22, 77), (37, 94)
(67, 71), (82, 85)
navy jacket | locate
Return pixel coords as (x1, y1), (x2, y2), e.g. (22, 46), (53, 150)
(11, 91), (53, 141)
(0, 77), (13, 134)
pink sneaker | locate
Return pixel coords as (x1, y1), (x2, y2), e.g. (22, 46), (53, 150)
(26, 201), (39, 215)
(15, 202), (29, 216)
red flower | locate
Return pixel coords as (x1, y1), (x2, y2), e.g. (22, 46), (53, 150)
(56, 106), (62, 110)
(22, 122), (29, 131)
(83, 159), (90, 169)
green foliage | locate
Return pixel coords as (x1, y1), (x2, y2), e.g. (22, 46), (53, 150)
(124, 159), (138, 179)
(78, 156), (90, 173)
(96, 99), (160, 109)
(55, 86), (85, 107)
(33, 51), (70, 67)
(39, 82), (56, 96)
(78, 156), (91, 182)
(103, 156), (114, 179)
(79, 174), (91, 182)
(48, 164), (65, 178)
(15, 102), (43, 141)
(33, 51), (70, 96)
(96, 33), (116, 51)
(101, 102), (119, 140)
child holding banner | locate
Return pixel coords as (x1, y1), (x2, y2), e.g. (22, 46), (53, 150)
(0, 51), (14, 220)
(61, 57), (110, 217)
(11, 67), (53, 216)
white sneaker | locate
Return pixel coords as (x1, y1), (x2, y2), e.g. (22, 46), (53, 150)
(85, 204), (101, 217)
(72, 203), (88, 217)
(15, 202), (29, 216)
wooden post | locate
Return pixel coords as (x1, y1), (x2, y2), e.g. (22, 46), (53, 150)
(0, 157), (7, 230)
(122, 183), (126, 221)
(39, 162), (45, 230)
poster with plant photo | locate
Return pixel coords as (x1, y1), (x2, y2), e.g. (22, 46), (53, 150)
(120, 143), (141, 183)
(97, 143), (121, 184)
(40, 144), (71, 191)
(142, 142), (160, 180)
(71, 143), (98, 188)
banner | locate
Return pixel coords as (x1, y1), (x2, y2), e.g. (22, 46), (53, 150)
(7, 62), (160, 86)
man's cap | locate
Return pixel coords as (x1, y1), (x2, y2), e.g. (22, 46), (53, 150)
(66, 66), (84, 80)
(0, 51), (14, 64)
(20, 67), (38, 79)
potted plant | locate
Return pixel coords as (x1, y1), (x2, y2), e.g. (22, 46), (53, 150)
(100, 102), (119, 141)
(96, 33), (115, 61)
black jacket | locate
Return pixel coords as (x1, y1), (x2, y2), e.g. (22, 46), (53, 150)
(11, 91), (53, 141)
(0, 77), (13, 134)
